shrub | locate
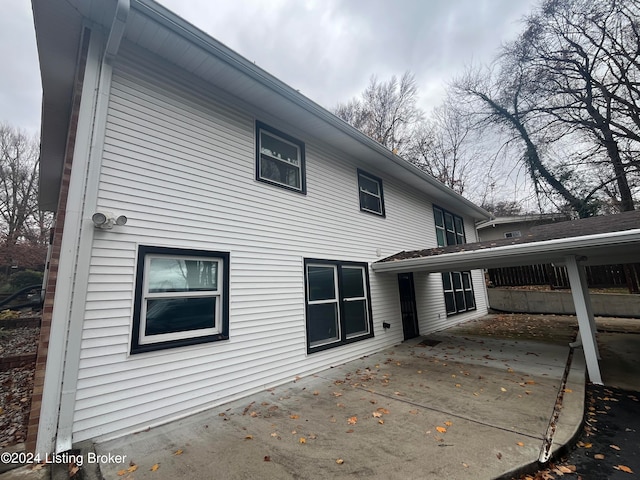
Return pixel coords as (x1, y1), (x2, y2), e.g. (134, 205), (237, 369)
(8, 270), (43, 291)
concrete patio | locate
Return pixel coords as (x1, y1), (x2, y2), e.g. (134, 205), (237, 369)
(9, 313), (640, 479)
(90, 319), (586, 480)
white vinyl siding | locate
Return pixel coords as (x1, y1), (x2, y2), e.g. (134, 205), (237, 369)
(70, 43), (487, 443)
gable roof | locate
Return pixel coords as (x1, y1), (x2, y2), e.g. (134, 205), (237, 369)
(32, 0), (490, 221)
(373, 210), (640, 272)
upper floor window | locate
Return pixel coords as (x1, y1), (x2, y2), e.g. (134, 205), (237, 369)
(357, 169), (385, 216)
(433, 206), (466, 247)
(131, 246), (230, 354)
(256, 121), (306, 193)
(505, 231), (522, 239)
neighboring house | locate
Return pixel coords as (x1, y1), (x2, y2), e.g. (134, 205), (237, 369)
(476, 213), (570, 242)
(29, 0), (490, 455)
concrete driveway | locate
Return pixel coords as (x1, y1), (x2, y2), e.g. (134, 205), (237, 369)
(93, 318), (585, 480)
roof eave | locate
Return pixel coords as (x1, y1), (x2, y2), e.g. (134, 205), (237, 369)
(35, 0), (490, 220)
(371, 229), (640, 273)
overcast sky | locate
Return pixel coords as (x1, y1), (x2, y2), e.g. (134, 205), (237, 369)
(2, 0), (538, 137)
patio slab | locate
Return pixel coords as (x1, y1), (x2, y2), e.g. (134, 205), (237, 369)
(92, 330), (584, 480)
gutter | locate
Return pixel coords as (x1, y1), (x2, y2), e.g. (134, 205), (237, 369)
(105, 0), (130, 62)
(371, 229), (640, 273)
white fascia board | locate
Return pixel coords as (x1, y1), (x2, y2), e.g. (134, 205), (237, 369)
(371, 229), (640, 274)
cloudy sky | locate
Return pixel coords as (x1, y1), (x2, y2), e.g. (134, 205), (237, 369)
(2, 0), (538, 137)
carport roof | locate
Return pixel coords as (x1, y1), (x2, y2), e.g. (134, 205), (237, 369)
(372, 210), (640, 273)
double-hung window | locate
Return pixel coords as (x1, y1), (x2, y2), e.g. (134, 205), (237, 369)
(256, 121), (306, 193)
(305, 259), (374, 353)
(131, 246), (230, 354)
(357, 169), (385, 216)
(433, 206), (476, 316)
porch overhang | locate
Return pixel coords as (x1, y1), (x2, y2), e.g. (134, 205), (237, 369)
(371, 229), (640, 274)
(373, 222), (640, 387)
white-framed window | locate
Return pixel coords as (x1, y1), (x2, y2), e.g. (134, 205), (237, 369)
(131, 246), (230, 354)
(505, 231), (522, 238)
(357, 169), (385, 216)
(305, 259), (374, 353)
(256, 121), (306, 193)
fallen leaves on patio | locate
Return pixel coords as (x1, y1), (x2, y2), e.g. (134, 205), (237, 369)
(436, 426), (447, 434)
(614, 465), (634, 474)
(150, 464), (160, 472)
(347, 416), (358, 425)
(117, 463), (138, 476)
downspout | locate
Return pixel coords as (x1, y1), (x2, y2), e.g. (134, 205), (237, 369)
(44, 0), (130, 454)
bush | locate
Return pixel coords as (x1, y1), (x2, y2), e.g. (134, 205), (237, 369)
(8, 270), (43, 291)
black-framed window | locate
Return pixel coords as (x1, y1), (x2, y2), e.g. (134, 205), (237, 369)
(433, 206), (466, 247)
(256, 121), (306, 193)
(357, 169), (385, 216)
(433, 206), (475, 315)
(442, 271), (476, 315)
(131, 246), (230, 354)
(304, 259), (374, 353)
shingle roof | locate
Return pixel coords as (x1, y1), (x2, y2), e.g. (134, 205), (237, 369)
(378, 210), (640, 263)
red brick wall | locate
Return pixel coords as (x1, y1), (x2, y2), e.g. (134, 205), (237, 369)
(26, 27), (92, 453)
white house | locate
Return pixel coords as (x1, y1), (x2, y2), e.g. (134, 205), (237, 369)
(28, 0), (491, 455)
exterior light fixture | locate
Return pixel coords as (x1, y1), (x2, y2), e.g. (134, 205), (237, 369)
(92, 212), (127, 229)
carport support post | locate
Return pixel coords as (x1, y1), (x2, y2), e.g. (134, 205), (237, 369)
(565, 256), (603, 385)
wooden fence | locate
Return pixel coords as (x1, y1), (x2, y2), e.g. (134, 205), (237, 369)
(487, 263), (640, 293)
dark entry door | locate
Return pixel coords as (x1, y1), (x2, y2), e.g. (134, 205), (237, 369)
(398, 273), (419, 340)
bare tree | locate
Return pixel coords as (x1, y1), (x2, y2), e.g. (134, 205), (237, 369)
(452, 64), (602, 217)
(513, 0), (639, 211)
(0, 124), (51, 271)
(334, 72), (423, 155)
(407, 101), (480, 195)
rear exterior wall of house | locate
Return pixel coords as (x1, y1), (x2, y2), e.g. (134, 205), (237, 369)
(70, 42), (487, 443)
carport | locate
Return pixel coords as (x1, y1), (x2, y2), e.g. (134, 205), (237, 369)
(372, 210), (640, 386)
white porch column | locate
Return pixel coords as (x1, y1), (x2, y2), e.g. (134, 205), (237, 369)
(565, 255), (603, 385)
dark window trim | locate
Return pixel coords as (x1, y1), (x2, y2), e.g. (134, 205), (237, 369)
(304, 258), (374, 354)
(131, 245), (230, 354)
(255, 120), (306, 194)
(433, 205), (466, 247)
(357, 169), (386, 217)
(433, 206), (475, 316)
(442, 271), (476, 316)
